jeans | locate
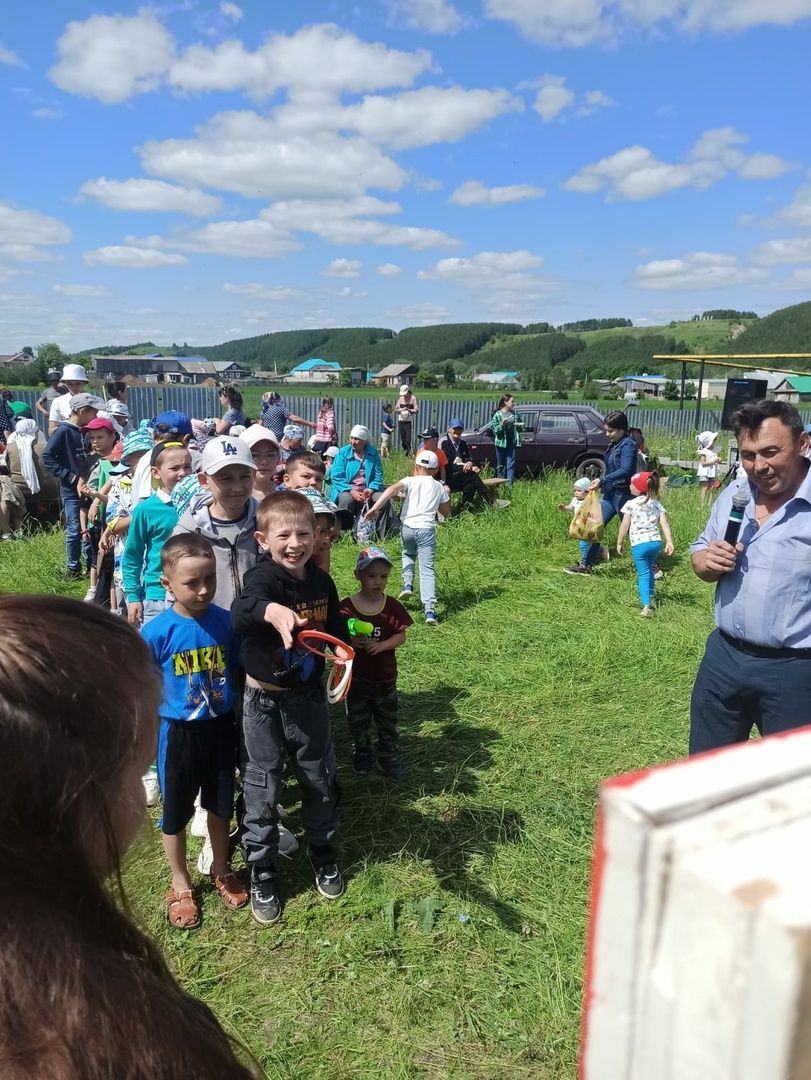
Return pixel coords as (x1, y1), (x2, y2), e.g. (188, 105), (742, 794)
(495, 443), (516, 484)
(60, 484), (84, 573)
(401, 524), (437, 613)
(142, 598), (169, 625)
(690, 629), (811, 754)
(583, 488), (632, 568)
(631, 540), (662, 606)
(240, 682), (338, 867)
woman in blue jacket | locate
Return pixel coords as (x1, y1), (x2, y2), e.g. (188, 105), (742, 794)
(568, 410), (638, 574)
(330, 424), (399, 537)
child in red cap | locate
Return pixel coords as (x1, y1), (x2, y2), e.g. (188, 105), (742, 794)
(616, 471), (674, 617)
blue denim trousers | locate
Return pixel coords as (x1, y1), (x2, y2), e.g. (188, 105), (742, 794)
(495, 443), (516, 483)
(631, 540), (662, 606)
(60, 484), (88, 574)
(583, 488), (631, 567)
(401, 524), (437, 613)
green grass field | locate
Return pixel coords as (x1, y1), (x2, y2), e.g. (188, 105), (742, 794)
(0, 466), (715, 1079)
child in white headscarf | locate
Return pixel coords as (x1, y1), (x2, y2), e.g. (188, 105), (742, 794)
(696, 430), (719, 504)
(6, 418), (41, 497)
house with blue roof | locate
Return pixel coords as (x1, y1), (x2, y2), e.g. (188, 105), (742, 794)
(474, 370), (521, 389)
(288, 358), (342, 382)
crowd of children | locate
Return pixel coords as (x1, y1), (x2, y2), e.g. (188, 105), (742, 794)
(1, 390), (721, 930)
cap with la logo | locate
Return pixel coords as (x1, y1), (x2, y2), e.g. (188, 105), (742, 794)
(200, 435), (257, 475)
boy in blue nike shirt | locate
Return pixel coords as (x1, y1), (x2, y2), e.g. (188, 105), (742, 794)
(142, 533), (248, 930)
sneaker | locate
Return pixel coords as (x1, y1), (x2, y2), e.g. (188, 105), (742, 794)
(640, 606), (652, 618)
(653, 565), (663, 580)
(196, 837), (214, 876)
(563, 563), (591, 575)
(65, 567), (83, 581)
(311, 858), (345, 900)
(277, 823), (299, 859)
(191, 803), (208, 838)
(353, 747), (374, 773)
(493, 498), (511, 509)
(378, 756), (405, 781)
(250, 866), (282, 925)
(13, 530), (24, 539)
(424, 610), (438, 626)
(83, 585), (97, 603)
(0, 533), (12, 541)
(398, 587), (413, 601)
(142, 773), (159, 807)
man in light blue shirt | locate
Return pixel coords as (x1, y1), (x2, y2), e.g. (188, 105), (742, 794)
(689, 399), (811, 754)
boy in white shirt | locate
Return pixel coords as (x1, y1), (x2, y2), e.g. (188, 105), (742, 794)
(364, 449), (450, 625)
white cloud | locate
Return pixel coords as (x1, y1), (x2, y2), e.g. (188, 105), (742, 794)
(52, 284), (112, 297)
(564, 127), (794, 200)
(387, 0), (465, 33)
(0, 42), (25, 67)
(140, 112), (407, 200)
(632, 251), (768, 290)
(776, 267), (811, 290)
(417, 250), (561, 312)
(377, 263), (402, 276)
(333, 286), (368, 298)
(83, 245), (188, 269)
(322, 258), (362, 278)
(176, 218), (300, 259)
(0, 202), (72, 265)
(577, 88), (617, 116)
(386, 302), (451, 325)
(49, 12), (175, 105)
(776, 185), (811, 229)
(79, 177), (221, 217)
(737, 153), (795, 180)
(753, 238), (811, 265)
(485, 0), (811, 47)
(168, 23), (432, 98)
(223, 283), (303, 301)
(32, 107), (63, 121)
(219, 2), (243, 21)
(260, 197), (459, 249)
(449, 180), (545, 205)
(531, 75), (575, 121)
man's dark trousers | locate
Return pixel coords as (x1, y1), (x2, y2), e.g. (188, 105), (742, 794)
(690, 628), (811, 754)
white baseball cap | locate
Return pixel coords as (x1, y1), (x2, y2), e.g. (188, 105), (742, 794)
(323, 445), (339, 459)
(61, 364), (88, 383)
(200, 435), (257, 475)
(350, 424), (371, 442)
(239, 423), (279, 449)
(415, 449), (439, 469)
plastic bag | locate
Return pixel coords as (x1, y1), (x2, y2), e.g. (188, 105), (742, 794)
(568, 490), (604, 542)
(354, 499), (376, 544)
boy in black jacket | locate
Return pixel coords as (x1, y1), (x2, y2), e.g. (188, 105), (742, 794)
(231, 490), (349, 925)
(42, 392), (106, 579)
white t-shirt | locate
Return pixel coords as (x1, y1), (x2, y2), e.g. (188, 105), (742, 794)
(49, 392), (74, 425)
(621, 496), (666, 546)
(566, 495), (588, 514)
(697, 447), (719, 479)
(398, 475), (449, 529)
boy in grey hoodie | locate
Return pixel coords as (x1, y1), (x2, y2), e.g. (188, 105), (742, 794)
(172, 434), (299, 865)
(172, 435), (260, 609)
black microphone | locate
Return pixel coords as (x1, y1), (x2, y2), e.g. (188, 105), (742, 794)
(724, 489), (750, 546)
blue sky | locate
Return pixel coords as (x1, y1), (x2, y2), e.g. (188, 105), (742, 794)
(1, 0), (811, 351)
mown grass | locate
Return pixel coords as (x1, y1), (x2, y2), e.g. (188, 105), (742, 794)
(0, 467), (715, 1079)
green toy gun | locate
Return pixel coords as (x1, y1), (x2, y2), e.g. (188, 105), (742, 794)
(347, 617), (374, 638)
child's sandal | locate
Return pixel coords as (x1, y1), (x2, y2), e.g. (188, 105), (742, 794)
(211, 870), (249, 909)
(166, 887), (200, 930)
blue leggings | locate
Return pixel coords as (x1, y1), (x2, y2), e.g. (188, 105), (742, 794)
(631, 540), (661, 606)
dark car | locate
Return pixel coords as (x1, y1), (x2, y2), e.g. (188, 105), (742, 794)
(462, 404), (611, 478)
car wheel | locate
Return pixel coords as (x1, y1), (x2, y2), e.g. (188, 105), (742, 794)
(576, 457), (605, 480)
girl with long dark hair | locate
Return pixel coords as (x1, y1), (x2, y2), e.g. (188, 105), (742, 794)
(0, 596), (257, 1078)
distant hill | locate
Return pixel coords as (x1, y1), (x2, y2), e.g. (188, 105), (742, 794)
(196, 323), (525, 371)
(721, 301), (811, 357)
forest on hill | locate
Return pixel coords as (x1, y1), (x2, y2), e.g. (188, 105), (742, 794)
(34, 302), (811, 393)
